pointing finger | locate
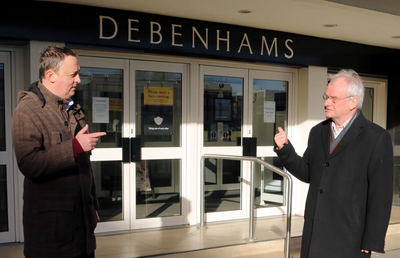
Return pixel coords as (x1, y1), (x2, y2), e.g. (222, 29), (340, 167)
(88, 132), (107, 138)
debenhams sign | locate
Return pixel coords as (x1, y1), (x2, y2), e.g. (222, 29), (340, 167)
(97, 15), (295, 61)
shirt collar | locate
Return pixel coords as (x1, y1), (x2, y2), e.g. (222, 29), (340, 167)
(332, 117), (352, 138)
(66, 98), (74, 111)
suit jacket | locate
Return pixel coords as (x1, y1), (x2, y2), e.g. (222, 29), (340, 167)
(12, 82), (99, 258)
(276, 112), (393, 258)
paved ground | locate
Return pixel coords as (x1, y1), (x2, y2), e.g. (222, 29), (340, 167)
(372, 249), (400, 258)
(286, 248), (400, 258)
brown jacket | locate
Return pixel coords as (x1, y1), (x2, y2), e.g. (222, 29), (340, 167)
(12, 82), (99, 258)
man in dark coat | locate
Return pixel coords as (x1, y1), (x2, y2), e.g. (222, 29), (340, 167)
(274, 69), (393, 258)
(12, 45), (106, 258)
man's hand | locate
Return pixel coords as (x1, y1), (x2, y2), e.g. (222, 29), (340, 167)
(96, 211), (100, 222)
(361, 249), (370, 254)
(74, 124), (106, 152)
(274, 127), (288, 150)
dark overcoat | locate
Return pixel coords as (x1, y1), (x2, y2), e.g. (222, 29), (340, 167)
(11, 82), (99, 258)
(276, 112), (393, 258)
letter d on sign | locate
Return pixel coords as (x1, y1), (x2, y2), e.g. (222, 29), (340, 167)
(99, 16), (118, 39)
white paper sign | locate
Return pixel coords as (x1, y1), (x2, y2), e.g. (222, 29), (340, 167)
(264, 101), (276, 123)
(93, 97), (109, 123)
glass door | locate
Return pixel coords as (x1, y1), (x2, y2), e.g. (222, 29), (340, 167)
(201, 65), (248, 221)
(130, 60), (187, 229)
(77, 56), (130, 233)
(78, 56), (188, 232)
(249, 70), (292, 217)
(0, 51), (16, 243)
(201, 66), (294, 222)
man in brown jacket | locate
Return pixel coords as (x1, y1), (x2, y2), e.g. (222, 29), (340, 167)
(12, 45), (106, 258)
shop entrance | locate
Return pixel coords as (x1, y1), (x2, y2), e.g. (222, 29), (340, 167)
(201, 65), (294, 222)
(77, 56), (188, 233)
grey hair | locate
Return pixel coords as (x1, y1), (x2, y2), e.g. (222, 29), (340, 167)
(329, 69), (364, 109)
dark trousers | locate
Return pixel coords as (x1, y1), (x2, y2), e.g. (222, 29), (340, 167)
(26, 252), (94, 258)
(75, 252), (95, 258)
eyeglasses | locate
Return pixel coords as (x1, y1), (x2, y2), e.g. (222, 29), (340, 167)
(322, 94), (352, 104)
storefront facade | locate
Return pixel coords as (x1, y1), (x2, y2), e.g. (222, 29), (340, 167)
(1, 1), (399, 243)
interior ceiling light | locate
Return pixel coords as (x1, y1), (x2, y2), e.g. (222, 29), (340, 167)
(239, 10), (252, 14)
(323, 24), (338, 27)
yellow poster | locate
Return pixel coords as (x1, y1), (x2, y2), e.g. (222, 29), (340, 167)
(144, 86), (174, 106)
(109, 99), (122, 111)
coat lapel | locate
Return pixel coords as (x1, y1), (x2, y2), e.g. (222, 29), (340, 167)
(322, 119), (332, 158)
(329, 113), (365, 158)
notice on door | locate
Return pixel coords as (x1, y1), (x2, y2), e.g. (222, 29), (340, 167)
(264, 101), (276, 123)
(144, 86), (174, 106)
(93, 97), (109, 123)
(143, 86), (174, 135)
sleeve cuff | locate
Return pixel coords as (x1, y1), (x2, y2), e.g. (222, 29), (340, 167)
(73, 137), (84, 158)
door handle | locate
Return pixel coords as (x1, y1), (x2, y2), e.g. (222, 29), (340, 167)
(131, 137), (141, 162)
(243, 137), (257, 157)
(122, 138), (131, 163)
(122, 137), (142, 163)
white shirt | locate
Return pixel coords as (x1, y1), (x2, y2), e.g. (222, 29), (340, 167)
(332, 118), (352, 139)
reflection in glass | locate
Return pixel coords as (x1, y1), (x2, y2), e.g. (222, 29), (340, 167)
(77, 67), (123, 148)
(253, 79), (288, 146)
(0, 165), (8, 232)
(254, 157), (285, 207)
(93, 161), (123, 222)
(136, 159), (181, 219)
(204, 75), (243, 146)
(0, 63), (5, 151)
(135, 71), (182, 147)
(204, 158), (217, 185)
(222, 160), (240, 184)
(204, 158), (241, 213)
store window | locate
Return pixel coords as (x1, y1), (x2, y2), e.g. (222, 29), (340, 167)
(136, 159), (181, 219)
(77, 67), (124, 222)
(203, 75), (243, 146)
(135, 71), (182, 147)
(252, 79), (288, 146)
(77, 67), (123, 148)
